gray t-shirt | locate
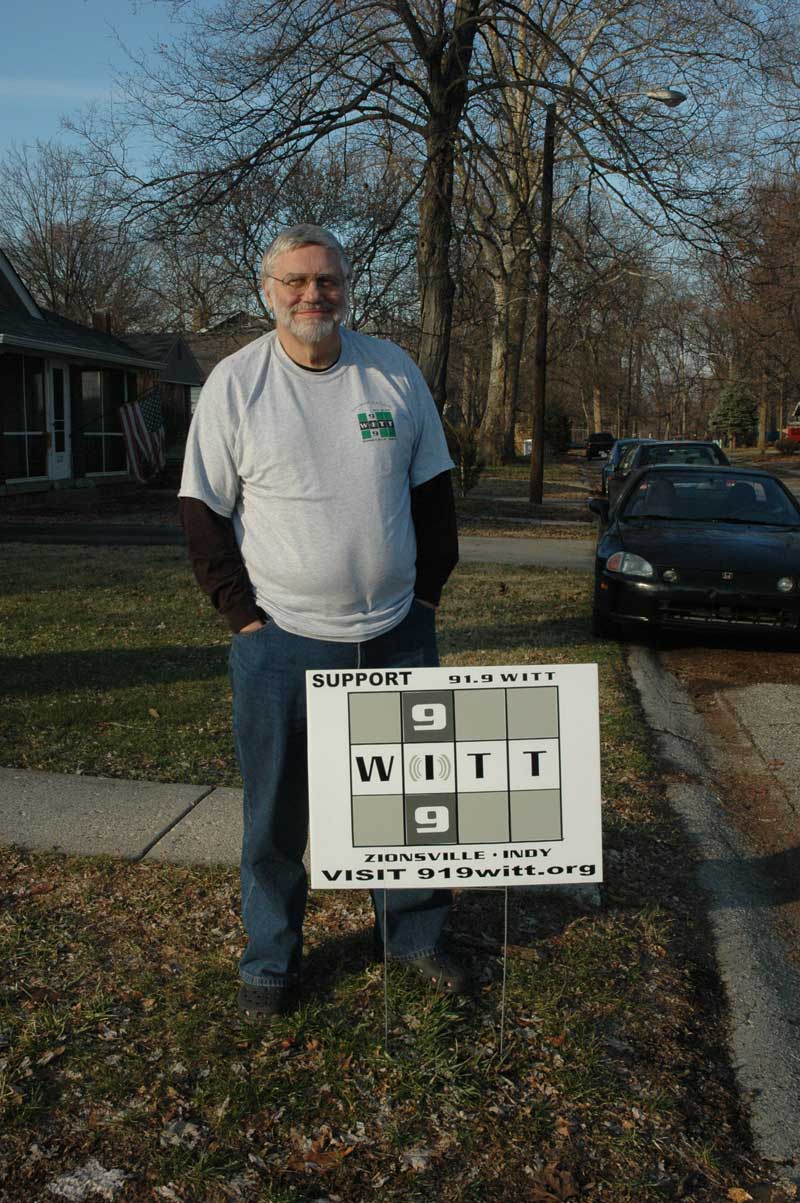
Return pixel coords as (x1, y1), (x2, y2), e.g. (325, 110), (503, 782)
(179, 327), (454, 641)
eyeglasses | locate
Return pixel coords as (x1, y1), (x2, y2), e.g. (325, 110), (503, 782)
(265, 273), (345, 293)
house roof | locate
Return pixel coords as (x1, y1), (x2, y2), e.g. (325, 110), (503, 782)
(0, 307), (158, 368)
(0, 248), (41, 317)
(196, 311), (271, 334)
(121, 333), (205, 386)
(185, 314), (272, 378)
(0, 246), (158, 369)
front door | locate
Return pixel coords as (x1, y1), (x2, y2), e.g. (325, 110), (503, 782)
(48, 362), (71, 479)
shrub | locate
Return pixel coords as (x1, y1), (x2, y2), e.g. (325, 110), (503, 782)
(774, 438), (799, 455)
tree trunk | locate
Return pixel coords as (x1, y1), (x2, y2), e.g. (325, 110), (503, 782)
(758, 372), (768, 452)
(529, 102), (555, 505)
(480, 279), (511, 464)
(480, 266), (530, 463)
(592, 384), (603, 433)
(413, 0), (481, 412)
(416, 122), (457, 412)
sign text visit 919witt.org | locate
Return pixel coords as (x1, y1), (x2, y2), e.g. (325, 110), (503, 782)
(307, 664), (602, 890)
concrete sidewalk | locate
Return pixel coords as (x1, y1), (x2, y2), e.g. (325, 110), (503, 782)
(0, 767), (243, 867)
(1, 675), (795, 872)
(0, 524), (597, 566)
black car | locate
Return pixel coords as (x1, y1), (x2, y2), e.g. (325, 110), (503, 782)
(588, 465), (800, 638)
(600, 437), (656, 495)
(607, 440), (729, 504)
(586, 431), (615, 460)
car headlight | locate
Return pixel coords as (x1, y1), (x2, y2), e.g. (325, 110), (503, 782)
(606, 552), (655, 578)
(663, 568), (679, 583)
(777, 577), (795, 593)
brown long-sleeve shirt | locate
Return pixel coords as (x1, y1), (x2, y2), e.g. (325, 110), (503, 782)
(179, 469), (459, 633)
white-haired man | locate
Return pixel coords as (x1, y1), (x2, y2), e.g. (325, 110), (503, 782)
(179, 224), (466, 1020)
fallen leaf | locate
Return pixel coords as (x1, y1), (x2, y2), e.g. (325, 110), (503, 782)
(46, 1158), (128, 1200)
(526, 1163), (579, 1201)
(37, 1045), (66, 1066)
(399, 1148), (434, 1172)
(749, 1187), (798, 1203)
(728, 1191), (753, 1203)
(286, 1141), (353, 1174)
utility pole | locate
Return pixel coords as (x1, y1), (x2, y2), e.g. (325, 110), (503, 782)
(527, 87), (686, 504)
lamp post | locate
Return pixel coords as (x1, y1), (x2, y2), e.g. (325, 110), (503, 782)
(527, 87), (687, 505)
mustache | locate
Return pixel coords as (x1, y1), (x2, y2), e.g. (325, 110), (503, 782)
(291, 305), (335, 316)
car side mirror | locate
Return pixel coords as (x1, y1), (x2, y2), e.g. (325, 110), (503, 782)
(588, 497), (610, 523)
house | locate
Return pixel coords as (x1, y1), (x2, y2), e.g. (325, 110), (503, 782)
(120, 333), (205, 463)
(0, 249), (159, 495)
(185, 311), (272, 383)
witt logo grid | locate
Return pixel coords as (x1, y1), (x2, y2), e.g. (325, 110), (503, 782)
(348, 687), (562, 847)
(358, 410), (396, 441)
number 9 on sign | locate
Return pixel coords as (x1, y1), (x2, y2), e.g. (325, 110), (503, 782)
(414, 805), (450, 834)
(411, 703), (447, 731)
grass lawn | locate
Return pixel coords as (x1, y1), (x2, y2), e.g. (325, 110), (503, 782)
(0, 544), (777, 1200)
(455, 456), (594, 539)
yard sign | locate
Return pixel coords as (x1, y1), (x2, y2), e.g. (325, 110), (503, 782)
(307, 663), (602, 890)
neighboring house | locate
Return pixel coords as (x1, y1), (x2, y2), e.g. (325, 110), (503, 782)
(0, 249), (158, 495)
(120, 333), (205, 463)
(185, 311), (272, 385)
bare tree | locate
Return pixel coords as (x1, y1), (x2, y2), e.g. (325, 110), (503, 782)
(0, 142), (154, 329)
(77, 0), (487, 407)
(73, 0), (785, 420)
(462, 0), (770, 466)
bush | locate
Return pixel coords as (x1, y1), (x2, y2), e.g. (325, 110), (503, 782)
(445, 419), (484, 497)
(774, 438), (799, 455)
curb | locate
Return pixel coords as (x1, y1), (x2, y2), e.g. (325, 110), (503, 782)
(628, 644), (800, 1185)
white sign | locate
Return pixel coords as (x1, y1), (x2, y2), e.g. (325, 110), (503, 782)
(307, 664), (602, 889)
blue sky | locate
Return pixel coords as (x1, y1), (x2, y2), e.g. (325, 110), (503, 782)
(2, 1), (181, 156)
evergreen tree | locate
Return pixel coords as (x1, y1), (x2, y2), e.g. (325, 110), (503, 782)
(710, 380), (757, 446)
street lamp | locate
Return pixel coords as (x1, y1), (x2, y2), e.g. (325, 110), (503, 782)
(528, 86), (688, 505)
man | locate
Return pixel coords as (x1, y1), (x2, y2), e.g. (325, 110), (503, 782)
(179, 224), (467, 1020)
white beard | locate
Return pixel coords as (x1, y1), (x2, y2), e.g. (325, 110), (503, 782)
(287, 313), (338, 342)
(271, 295), (345, 344)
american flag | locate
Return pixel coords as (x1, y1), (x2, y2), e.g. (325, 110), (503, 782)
(120, 386), (166, 483)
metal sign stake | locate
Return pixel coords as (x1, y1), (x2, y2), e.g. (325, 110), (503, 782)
(383, 888), (390, 1052)
(499, 886), (509, 1058)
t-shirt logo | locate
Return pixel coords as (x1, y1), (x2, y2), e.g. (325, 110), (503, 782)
(358, 410), (396, 441)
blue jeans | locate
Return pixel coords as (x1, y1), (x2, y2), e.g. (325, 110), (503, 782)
(229, 600), (453, 988)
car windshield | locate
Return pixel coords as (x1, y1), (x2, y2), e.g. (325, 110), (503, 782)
(620, 473), (800, 526)
(640, 443), (727, 467)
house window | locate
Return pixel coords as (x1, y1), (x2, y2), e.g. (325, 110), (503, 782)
(82, 370), (129, 474)
(1, 354), (47, 480)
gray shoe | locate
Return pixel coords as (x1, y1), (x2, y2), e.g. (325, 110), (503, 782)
(237, 982), (296, 1022)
